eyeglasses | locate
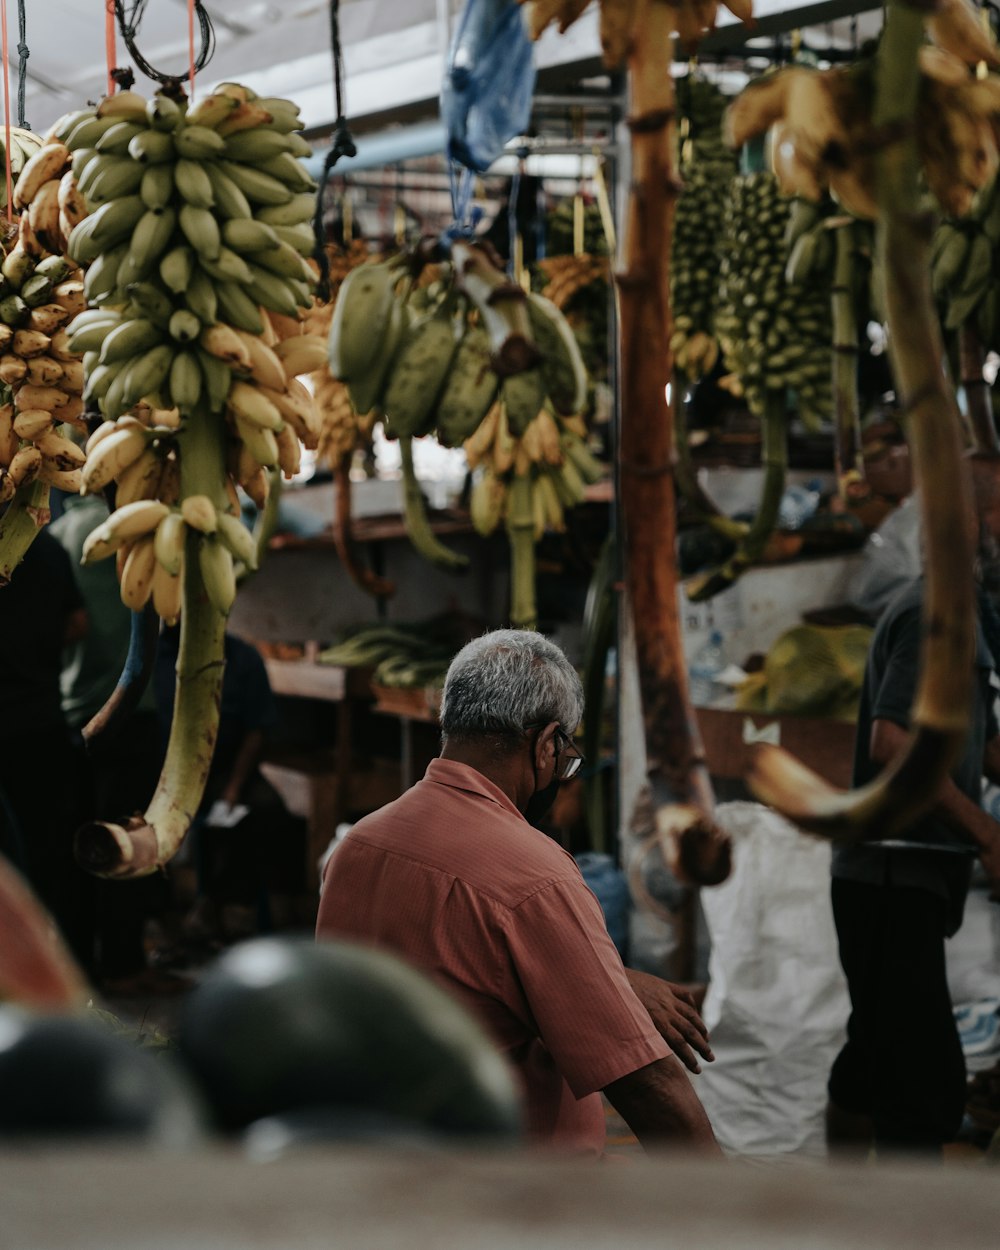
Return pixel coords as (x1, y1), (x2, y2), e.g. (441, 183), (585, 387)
(524, 723), (585, 781)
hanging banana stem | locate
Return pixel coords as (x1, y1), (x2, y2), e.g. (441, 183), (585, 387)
(82, 605), (160, 745)
(617, 0), (728, 884)
(504, 473), (537, 629)
(581, 534), (616, 853)
(832, 222), (867, 501)
(748, 2), (975, 839)
(0, 480), (50, 585)
(398, 434), (469, 571)
(672, 374), (748, 541)
(332, 456), (395, 597)
(684, 387), (787, 602)
(75, 409), (229, 879)
(958, 323), (1000, 455)
(248, 468), (282, 578)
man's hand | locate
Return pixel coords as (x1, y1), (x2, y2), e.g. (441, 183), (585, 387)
(624, 967), (714, 1074)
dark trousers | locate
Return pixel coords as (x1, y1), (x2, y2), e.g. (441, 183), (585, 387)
(828, 877), (967, 1154)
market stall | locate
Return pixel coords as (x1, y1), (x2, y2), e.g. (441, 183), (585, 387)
(1, 0), (1000, 1215)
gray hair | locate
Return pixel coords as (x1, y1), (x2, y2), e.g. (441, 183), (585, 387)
(440, 630), (584, 740)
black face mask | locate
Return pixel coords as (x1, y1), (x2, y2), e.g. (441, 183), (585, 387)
(525, 777), (560, 829)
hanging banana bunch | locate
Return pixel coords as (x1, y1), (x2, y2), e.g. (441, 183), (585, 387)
(303, 240), (394, 597)
(671, 78), (737, 383)
(0, 139), (91, 582)
(46, 80), (320, 882)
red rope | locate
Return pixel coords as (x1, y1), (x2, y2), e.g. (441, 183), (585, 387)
(1, 0), (12, 226)
(105, 0), (117, 96)
(188, 0), (195, 100)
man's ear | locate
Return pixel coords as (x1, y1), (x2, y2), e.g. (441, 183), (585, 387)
(532, 722), (559, 770)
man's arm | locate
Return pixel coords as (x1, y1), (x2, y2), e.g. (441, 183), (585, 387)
(871, 718), (1000, 893)
(624, 967), (714, 1074)
(983, 734), (1000, 787)
(220, 728), (265, 808)
(604, 1056), (722, 1155)
(64, 607), (87, 646)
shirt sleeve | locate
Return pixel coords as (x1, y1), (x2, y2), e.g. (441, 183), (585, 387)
(502, 876), (670, 1099)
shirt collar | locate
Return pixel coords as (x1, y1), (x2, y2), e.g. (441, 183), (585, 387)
(424, 757), (525, 821)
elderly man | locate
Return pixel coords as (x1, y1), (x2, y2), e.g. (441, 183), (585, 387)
(316, 629), (720, 1156)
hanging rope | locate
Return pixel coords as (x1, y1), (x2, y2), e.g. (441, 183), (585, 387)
(313, 0), (357, 302)
(14, 0), (26, 129)
(105, 0), (117, 96)
(113, 0), (214, 91)
(187, 0), (196, 101)
(1, 0), (12, 224)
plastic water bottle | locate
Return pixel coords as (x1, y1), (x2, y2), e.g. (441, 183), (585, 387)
(689, 630), (726, 707)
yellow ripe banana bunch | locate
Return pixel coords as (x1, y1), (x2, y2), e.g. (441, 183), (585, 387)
(715, 171), (833, 428)
(0, 127), (46, 212)
(726, 48), (1000, 225)
(521, 0), (754, 64)
(464, 401), (602, 540)
(77, 484), (255, 619)
(0, 223), (89, 503)
(535, 254), (609, 313)
(52, 81), (317, 427)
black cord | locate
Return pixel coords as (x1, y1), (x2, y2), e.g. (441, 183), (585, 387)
(313, 0), (357, 302)
(113, 0), (215, 89)
(15, 0), (27, 128)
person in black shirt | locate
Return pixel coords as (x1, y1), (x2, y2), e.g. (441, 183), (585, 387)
(827, 470), (1000, 1159)
(0, 531), (93, 969)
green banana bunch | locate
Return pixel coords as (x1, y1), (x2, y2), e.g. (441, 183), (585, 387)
(671, 79), (739, 381)
(56, 82), (318, 425)
(931, 176), (1000, 345)
(715, 171), (834, 428)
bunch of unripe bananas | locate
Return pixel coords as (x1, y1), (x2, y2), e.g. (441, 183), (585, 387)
(715, 170), (833, 425)
(671, 79), (739, 382)
(55, 84), (320, 419)
(931, 174), (1000, 347)
(36, 82), (327, 616)
(327, 240), (593, 569)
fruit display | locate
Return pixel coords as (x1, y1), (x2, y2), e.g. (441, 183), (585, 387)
(932, 174), (1000, 349)
(670, 77), (738, 382)
(318, 617), (469, 690)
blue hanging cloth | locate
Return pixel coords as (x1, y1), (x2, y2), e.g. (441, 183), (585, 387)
(440, 0), (537, 179)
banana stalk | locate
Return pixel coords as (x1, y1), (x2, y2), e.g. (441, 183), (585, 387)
(581, 534), (616, 853)
(332, 456), (395, 598)
(683, 387), (787, 602)
(506, 524), (537, 631)
(81, 605), (160, 745)
(398, 435), (469, 572)
(75, 408), (228, 878)
(831, 222), (868, 501)
(748, 2), (976, 839)
(0, 480), (50, 585)
(617, 0), (730, 904)
(958, 323), (1000, 455)
(672, 375), (748, 541)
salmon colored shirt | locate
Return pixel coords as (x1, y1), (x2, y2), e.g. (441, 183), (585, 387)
(315, 758), (670, 1155)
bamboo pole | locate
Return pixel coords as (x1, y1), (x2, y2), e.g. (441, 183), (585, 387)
(748, 1), (975, 838)
(617, 0), (729, 883)
(831, 221), (867, 502)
